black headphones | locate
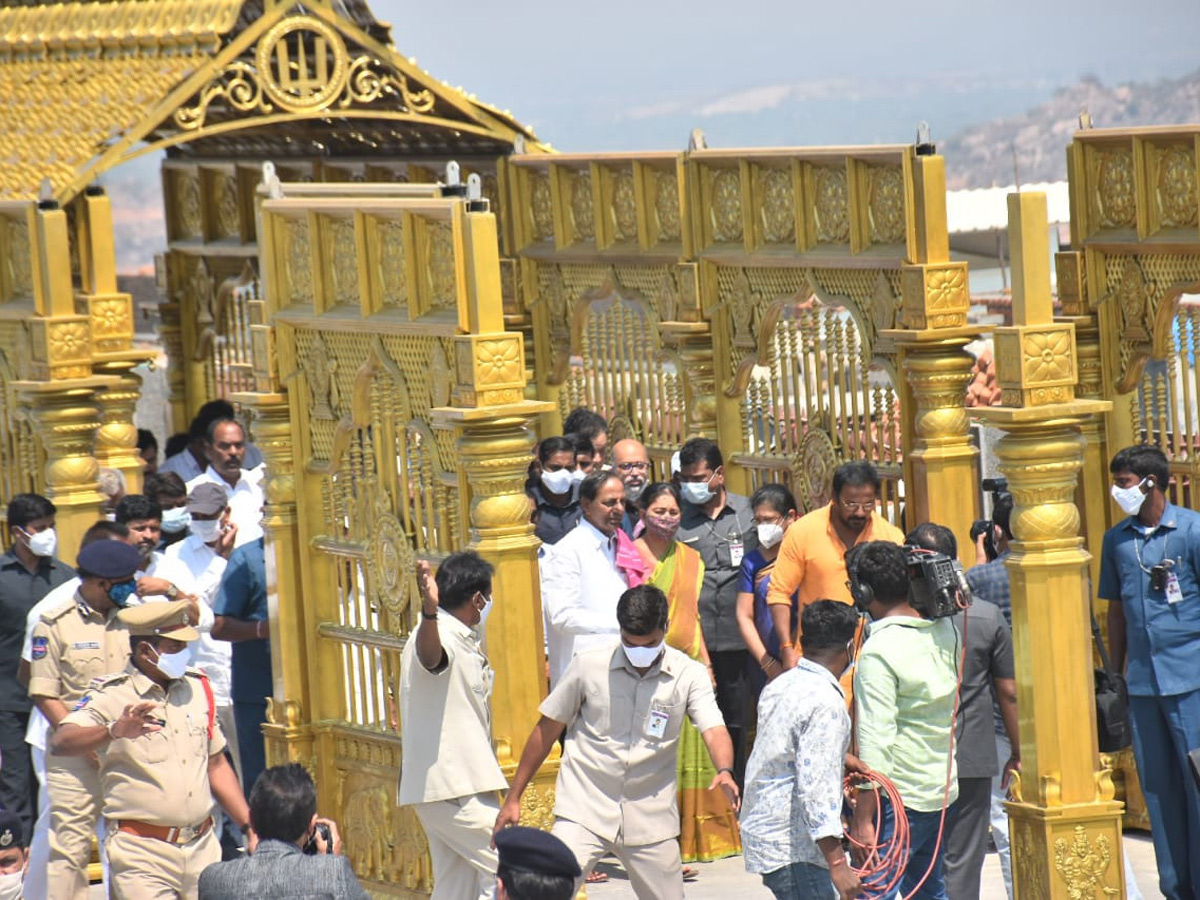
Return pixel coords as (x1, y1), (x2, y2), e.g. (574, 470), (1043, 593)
(846, 548), (874, 613)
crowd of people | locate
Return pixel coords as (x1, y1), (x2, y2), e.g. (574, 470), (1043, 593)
(1, 393), (1196, 900)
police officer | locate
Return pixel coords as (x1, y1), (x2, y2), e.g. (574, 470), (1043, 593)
(29, 539), (141, 899)
(493, 826), (581, 900)
(51, 601), (251, 899)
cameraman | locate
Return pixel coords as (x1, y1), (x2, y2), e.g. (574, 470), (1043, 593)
(906, 524), (1018, 900)
(849, 541), (958, 900)
(198, 764), (368, 899)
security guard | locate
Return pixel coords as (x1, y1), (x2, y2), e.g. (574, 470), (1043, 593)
(493, 826), (580, 900)
(29, 539), (141, 899)
(51, 601), (250, 899)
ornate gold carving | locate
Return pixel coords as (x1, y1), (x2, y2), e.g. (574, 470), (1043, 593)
(1054, 826), (1118, 898)
(813, 166), (850, 243)
(29, 318), (92, 380)
(1155, 145), (1197, 229)
(329, 218), (359, 307)
(542, 266), (573, 385)
(423, 221), (456, 310)
(1056, 251), (1088, 316)
(657, 271), (678, 322)
(214, 173), (240, 239)
(1012, 817), (1051, 900)
(173, 173), (202, 239)
(474, 338), (523, 386)
(868, 165), (905, 244)
(391, 804), (433, 891)
(430, 343), (452, 407)
(759, 167), (794, 243)
(530, 174), (553, 242)
(993, 324), (1077, 408)
(286, 218), (314, 304)
(519, 781), (557, 832)
(88, 295), (133, 351)
(612, 171), (638, 241)
(365, 509), (417, 629)
(301, 333), (340, 420)
(709, 169), (743, 243)
(452, 333), (526, 407)
(1023, 329), (1074, 383)
(377, 219), (407, 308)
(790, 430), (837, 513)
(727, 269), (762, 350)
(174, 15), (436, 132)
(1096, 150), (1136, 229)
(570, 171), (595, 241)
(899, 262), (969, 329)
(341, 784), (393, 883)
(654, 170), (681, 242)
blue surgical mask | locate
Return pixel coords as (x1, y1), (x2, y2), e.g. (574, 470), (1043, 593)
(107, 579), (138, 609)
(680, 479), (714, 505)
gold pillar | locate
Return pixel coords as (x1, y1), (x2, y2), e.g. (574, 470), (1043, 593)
(881, 154), (979, 555)
(161, 254), (189, 434)
(976, 192), (1123, 899)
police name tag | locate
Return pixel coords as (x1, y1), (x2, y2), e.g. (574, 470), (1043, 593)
(730, 538), (744, 567)
(72, 641), (101, 650)
(1166, 571), (1184, 605)
(646, 709), (669, 739)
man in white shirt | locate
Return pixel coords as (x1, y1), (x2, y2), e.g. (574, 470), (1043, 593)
(113, 495), (210, 631)
(161, 399), (264, 483)
(166, 483), (238, 767)
(399, 553), (507, 900)
(186, 418), (264, 548)
(539, 471), (629, 687)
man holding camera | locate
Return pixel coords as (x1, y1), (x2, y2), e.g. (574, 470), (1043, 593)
(1101, 444), (1200, 900)
(198, 763), (368, 899)
(849, 541), (959, 900)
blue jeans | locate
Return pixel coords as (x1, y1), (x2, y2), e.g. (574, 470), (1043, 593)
(761, 861), (836, 899)
(867, 798), (948, 900)
(1129, 690), (1200, 900)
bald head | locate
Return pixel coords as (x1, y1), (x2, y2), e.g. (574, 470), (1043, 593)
(612, 439), (651, 503)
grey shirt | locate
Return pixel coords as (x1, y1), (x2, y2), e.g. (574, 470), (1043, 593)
(532, 485), (583, 547)
(951, 599), (1015, 778)
(678, 492), (757, 652)
(0, 548), (75, 712)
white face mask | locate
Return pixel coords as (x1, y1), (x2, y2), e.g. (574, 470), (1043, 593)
(22, 527), (57, 558)
(151, 646), (191, 680)
(190, 518), (222, 544)
(1111, 479), (1149, 516)
(757, 522), (785, 549)
(840, 641), (856, 680)
(540, 468), (574, 496)
(622, 640), (665, 669)
(0, 870), (23, 900)
(570, 468), (588, 484)
(475, 595), (493, 637)
(680, 480), (714, 506)
(161, 506), (191, 534)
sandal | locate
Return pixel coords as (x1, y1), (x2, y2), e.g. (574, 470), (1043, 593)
(682, 866), (699, 881)
(586, 870), (609, 884)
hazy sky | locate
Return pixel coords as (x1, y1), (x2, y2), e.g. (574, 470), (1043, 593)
(372, 0), (1200, 149)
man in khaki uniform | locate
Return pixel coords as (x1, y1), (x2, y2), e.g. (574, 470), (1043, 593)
(51, 601), (250, 899)
(496, 584), (740, 899)
(29, 539), (142, 899)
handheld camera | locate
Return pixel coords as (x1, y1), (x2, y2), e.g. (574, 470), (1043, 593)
(971, 477), (1012, 562)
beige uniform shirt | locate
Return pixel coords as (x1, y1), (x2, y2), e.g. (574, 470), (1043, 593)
(61, 664), (226, 827)
(541, 644), (725, 845)
(28, 593), (130, 707)
(397, 610), (507, 805)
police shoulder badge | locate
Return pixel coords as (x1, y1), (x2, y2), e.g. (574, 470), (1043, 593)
(31, 635), (48, 660)
(72, 695), (91, 711)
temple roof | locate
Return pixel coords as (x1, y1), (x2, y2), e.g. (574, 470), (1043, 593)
(0, 0), (545, 202)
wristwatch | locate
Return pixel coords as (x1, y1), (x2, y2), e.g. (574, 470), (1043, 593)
(166, 584), (180, 601)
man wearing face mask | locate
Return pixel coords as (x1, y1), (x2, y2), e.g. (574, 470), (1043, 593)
(530, 437), (583, 547)
(1101, 444), (1200, 900)
(0, 493), (74, 841)
(114, 495), (205, 621)
(28, 540), (142, 899)
(540, 471), (629, 687)
(612, 439), (651, 537)
(0, 810), (29, 900)
(51, 601), (251, 899)
(144, 472), (191, 550)
(740, 600), (863, 900)
(676, 438), (757, 789)
(399, 552), (506, 900)
(495, 584), (739, 899)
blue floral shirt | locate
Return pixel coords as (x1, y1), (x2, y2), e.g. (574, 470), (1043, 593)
(740, 658), (850, 874)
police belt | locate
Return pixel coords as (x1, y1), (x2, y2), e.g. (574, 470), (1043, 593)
(117, 816), (214, 845)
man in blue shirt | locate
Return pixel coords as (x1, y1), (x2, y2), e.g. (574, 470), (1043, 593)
(212, 537), (270, 797)
(1100, 444), (1200, 900)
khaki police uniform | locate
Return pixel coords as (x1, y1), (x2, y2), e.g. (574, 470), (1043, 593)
(28, 592), (130, 899)
(61, 662), (226, 900)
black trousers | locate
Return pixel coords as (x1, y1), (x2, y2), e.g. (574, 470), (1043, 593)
(0, 710), (35, 838)
(709, 649), (750, 790)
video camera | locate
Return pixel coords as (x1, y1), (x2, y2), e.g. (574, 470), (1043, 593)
(970, 477), (1012, 562)
(905, 547), (971, 620)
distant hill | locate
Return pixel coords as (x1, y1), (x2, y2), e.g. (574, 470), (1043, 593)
(941, 69), (1200, 190)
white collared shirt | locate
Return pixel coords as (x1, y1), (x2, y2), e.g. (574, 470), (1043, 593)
(539, 518), (627, 687)
(187, 465), (264, 547)
(166, 534), (231, 705)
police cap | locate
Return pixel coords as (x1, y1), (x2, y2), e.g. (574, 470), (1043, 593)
(0, 809), (24, 849)
(118, 599), (200, 641)
(494, 826), (581, 880)
(76, 540), (141, 580)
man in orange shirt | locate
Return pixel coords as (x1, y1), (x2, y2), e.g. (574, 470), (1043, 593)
(767, 461), (904, 671)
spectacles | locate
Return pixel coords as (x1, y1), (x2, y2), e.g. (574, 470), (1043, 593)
(616, 461), (650, 473)
(838, 500), (876, 513)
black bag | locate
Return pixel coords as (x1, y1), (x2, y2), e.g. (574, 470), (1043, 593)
(1091, 611), (1132, 753)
